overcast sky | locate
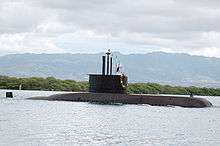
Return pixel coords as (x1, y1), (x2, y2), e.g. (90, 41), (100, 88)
(0, 0), (220, 57)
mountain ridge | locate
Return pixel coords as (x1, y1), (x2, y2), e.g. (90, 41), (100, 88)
(0, 52), (219, 87)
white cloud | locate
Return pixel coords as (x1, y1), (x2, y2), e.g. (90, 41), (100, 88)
(0, 0), (220, 57)
(191, 47), (220, 58)
(0, 33), (65, 56)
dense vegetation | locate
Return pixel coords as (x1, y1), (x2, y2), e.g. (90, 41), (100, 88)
(0, 76), (88, 92)
(128, 83), (220, 96)
(0, 76), (220, 96)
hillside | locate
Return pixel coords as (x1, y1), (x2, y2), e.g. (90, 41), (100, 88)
(0, 52), (219, 87)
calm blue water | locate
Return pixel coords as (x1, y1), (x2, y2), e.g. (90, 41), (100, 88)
(0, 89), (219, 146)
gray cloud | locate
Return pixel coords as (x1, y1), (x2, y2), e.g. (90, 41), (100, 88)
(0, 0), (220, 57)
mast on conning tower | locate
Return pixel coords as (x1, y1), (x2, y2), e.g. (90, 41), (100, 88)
(102, 49), (113, 75)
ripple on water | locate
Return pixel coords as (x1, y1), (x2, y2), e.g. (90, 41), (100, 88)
(0, 90), (220, 145)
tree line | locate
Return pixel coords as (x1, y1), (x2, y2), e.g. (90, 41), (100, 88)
(0, 76), (88, 92)
(0, 75), (220, 96)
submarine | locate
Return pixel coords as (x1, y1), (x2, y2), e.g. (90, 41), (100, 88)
(28, 50), (212, 108)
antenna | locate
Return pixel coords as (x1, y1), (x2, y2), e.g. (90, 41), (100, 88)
(107, 33), (110, 51)
(106, 49), (111, 75)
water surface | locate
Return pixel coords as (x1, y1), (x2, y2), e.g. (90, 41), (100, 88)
(0, 90), (219, 146)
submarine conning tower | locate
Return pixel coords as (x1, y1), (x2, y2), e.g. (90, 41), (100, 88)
(89, 50), (128, 94)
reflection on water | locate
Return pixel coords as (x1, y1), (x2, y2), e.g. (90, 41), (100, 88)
(0, 89), (220, 146)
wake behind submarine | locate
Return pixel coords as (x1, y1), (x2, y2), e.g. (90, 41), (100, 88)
(28, 50), (212, 108)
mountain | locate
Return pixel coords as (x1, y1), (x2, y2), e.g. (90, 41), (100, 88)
(0, 52), (220, 87)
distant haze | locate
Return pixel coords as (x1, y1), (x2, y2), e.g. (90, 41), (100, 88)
(0, 52), (219, 87)
(0, 0), (220, 57)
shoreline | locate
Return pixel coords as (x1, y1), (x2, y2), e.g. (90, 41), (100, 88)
(0, 89), (219, 98)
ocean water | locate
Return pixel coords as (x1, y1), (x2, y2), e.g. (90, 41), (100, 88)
(0, 89), (219, 146)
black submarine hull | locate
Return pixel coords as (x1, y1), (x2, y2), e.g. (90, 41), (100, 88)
(27, 92), (212, 108)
